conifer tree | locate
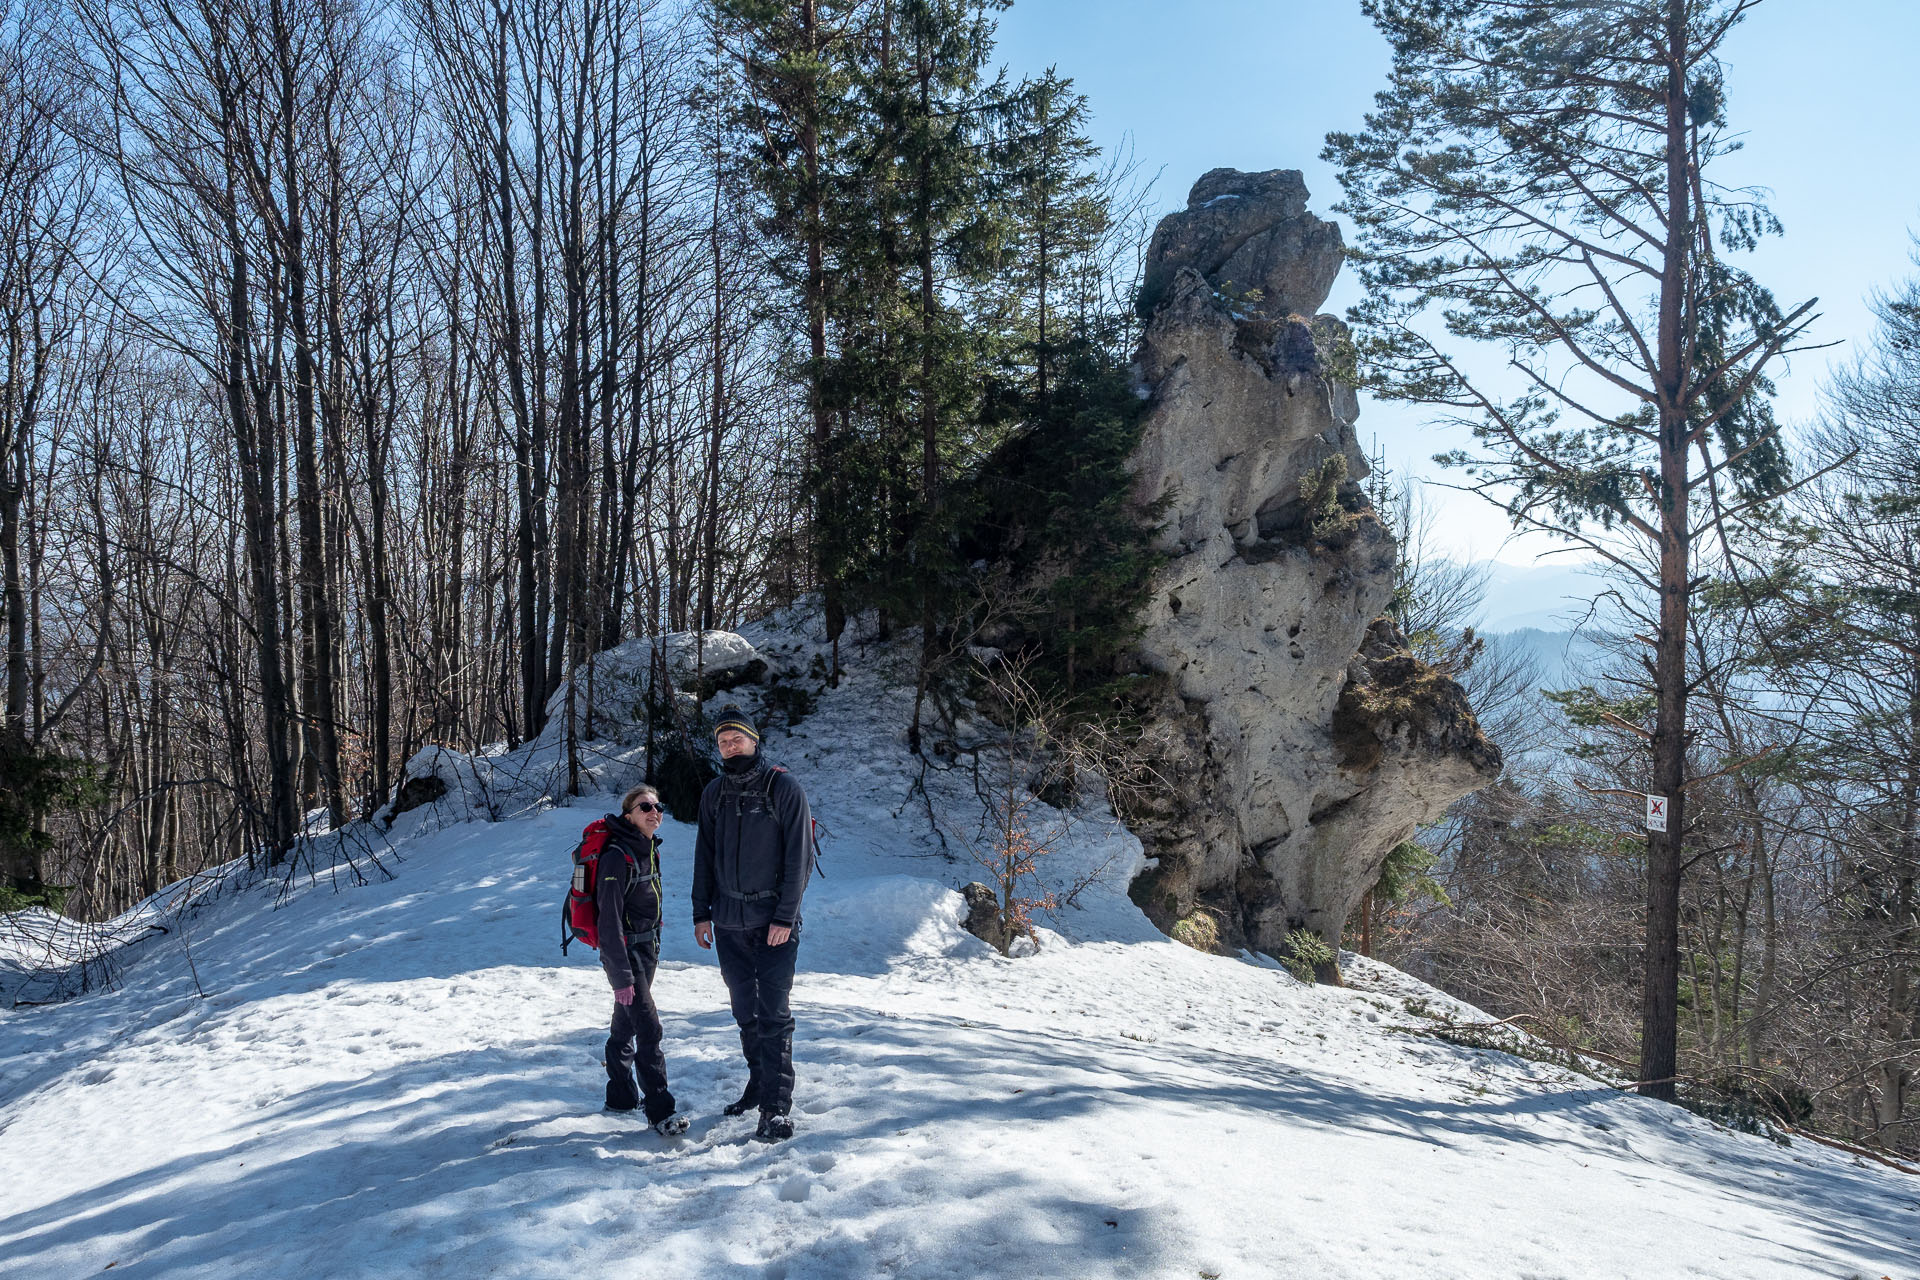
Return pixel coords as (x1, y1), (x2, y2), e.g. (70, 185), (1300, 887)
(997, 68), (1106, 404)
(969, 345), (1164, 702)
(1326, 0), (1816, 1100)
(887, 0), (1012, 750)
(718, 0), (867, 681)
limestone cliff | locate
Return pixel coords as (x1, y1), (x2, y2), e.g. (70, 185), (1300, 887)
(1124, 169), (1500, 972)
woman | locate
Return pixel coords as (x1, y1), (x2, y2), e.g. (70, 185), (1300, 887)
(596, 783), (689, 1136)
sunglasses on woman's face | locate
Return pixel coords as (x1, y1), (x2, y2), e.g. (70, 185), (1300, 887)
(628, 801), (664, 815)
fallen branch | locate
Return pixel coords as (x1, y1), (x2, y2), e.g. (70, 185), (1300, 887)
(1778, 1125), (1920, 1177)
(1416, 1012), (1632, 1071)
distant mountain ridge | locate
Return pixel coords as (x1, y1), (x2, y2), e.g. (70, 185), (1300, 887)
(1482, 627), (1608, 693)
(1471, 560), (1611, 634)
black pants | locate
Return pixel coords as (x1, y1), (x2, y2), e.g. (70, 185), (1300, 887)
(714, 924), (799, 1116)
(605, 934), (676, 1123)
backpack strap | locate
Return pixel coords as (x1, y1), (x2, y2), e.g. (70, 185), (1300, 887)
(724, 762), (785, 817)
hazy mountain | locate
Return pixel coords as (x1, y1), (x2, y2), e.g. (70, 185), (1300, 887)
(1472, 560), (1613, 634)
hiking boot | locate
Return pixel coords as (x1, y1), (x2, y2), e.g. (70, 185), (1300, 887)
(653, 1112), (690, 1138)
(723, 1085), (761, 1117)
(754, 1111), (794, 1143)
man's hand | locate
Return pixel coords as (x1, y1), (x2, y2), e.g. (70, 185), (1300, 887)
(694, 921), (713, 950)
(768, 923), (792, 946)
(613, 985), (635, 1006)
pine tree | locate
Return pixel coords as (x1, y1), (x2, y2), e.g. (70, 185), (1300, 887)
(1325, 0), (1817, 1100)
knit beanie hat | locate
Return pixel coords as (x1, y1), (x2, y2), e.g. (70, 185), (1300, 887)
(714, 705), (761, 743)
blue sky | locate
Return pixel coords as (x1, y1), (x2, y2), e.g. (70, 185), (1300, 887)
(993, 0), (1920, 564)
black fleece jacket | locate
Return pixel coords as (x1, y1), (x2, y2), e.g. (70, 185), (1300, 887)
(595, 813), (662, 990)
(690, 754), (812, 931)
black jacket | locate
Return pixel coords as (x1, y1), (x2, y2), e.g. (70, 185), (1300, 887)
(596, 813), (662, 990)
(691, 756), (812, 931)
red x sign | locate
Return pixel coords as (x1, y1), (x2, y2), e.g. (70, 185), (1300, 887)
(1646, 794), (1668, 832)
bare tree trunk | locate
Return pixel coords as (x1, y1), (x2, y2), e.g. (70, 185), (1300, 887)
(1638, 0), (1695, 1102)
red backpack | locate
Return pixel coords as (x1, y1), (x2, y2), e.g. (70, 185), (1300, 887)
(560, 819), (634, 955)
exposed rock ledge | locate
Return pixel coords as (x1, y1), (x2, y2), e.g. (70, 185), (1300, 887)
(1123, 168), (1500, 974)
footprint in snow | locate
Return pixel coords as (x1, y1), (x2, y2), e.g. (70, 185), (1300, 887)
(778, 1174), (811, 1202)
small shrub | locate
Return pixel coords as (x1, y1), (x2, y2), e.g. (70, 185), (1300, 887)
(0, 881), (68, 913)
(1678, 1073), (1811, 1142)
(1376, 839), (1450, 909)
(1282, 927), (1336, 983)
(1, 742), (104, 912)
(1170, 909), (1220, 953)
(1299, 455), (1355, 545)
(652, 738), (716, 823)
(762, 679), (818, 728)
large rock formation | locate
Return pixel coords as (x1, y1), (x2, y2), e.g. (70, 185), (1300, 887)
(1124, 169), (1500, 971)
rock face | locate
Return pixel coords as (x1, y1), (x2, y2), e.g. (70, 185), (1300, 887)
(1137, 168), (1345, 322)
(1124, 169), (1500, 968)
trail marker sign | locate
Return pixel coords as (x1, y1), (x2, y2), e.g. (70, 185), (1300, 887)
(1646, 794), (1668, 833)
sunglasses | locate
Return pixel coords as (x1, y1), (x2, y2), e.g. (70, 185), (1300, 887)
(627, 801), (664, 815)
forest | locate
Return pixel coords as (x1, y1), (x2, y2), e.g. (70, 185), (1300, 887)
(1, 0), (1916, 1161)
(0, 0), (1155, 908)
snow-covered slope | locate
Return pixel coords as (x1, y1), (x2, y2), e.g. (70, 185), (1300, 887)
(2, 620), (1915, 1279)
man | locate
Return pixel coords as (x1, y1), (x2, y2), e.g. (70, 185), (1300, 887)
(598, 784), (689, 1137)
(692, 705), (813, 1142)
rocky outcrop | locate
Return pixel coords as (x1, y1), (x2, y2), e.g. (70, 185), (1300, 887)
(1124, 169), (1500, 971)
(1137, 168), (1345, 322)
(959, 882), (1015, 954)
(536, 631), (767, 747)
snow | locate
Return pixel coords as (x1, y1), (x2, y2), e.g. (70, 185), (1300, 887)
(3, 620), (1917, 1279)
(527, 630), (766, 751)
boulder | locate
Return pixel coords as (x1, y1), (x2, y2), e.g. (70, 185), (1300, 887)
(960, 882), (1013, 955)
(538, 631), (766, 746)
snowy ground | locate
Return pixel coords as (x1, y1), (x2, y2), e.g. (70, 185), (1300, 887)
(3, 619), (1918, 1279)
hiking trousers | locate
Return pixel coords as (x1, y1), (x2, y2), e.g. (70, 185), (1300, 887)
(605, 933), (676, 1123)
(713, 924), (799, 1115)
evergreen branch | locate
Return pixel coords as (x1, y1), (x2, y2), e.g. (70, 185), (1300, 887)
(1581, 250), (1660, 382)
(1507, 357), (1653, 438)
(1682, 296), (1820, 445)
(1707, 450), (1858, 528)
(1468, 244), (1660, 407)
(1683, 747), (1776, 791)
(1429, 172), (1663, 281)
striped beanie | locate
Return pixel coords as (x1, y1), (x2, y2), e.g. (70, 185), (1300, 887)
(714, 705), (761, 743)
